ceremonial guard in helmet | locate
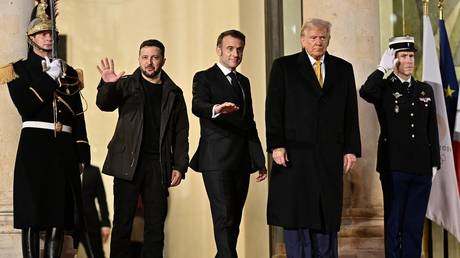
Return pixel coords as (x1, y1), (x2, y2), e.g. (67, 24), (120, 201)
(0, 1), (90, 257)
(360, 36), (440, 258)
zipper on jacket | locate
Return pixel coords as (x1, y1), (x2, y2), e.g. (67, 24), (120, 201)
(130, 152), (135, 167)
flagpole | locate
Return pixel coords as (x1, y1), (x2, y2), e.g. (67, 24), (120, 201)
(402, 0), (406, 35)
(438, 0), (451, 256)
(421, 2), (433, 257)
(439, 1), (449, 256)
(438, 0), (444, 20)
(423, 0), (429, 17)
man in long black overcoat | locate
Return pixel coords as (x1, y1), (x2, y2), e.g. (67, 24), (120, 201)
(266, 18), (361, 258)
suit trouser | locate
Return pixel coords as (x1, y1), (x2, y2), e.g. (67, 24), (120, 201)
(283, 229), (338, 258)
(203, 170), (250, 258)
(82, 229), (105, 258)
(110, 156), (167, 258)
(380, 171), (432, 258)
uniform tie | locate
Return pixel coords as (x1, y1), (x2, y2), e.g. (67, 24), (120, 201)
(402, 81), (411, 95)
(314, 60), (323, 87)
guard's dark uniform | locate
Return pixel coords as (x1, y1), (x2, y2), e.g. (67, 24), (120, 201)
(360, 69), (440, 258)
(360, 70), (440, 174)
(5, 49), (90, 234)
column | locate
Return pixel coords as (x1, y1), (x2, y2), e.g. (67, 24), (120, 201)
(0, 1), (34, 257)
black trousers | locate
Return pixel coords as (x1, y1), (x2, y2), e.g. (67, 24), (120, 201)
(202, 170), (250, 258)
(110, 156), (167, 258)
(82, 229), (105, 258)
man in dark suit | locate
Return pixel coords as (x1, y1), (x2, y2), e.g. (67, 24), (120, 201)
(266, 18), (361, 258)
(190, 29), (267, 258)
(81, 165), (111, 258)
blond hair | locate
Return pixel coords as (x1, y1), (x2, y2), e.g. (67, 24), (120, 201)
(301, 18), (331, 38)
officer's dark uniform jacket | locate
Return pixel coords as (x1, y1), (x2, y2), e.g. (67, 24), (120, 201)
(4, 49), (90, 244)
(360, 70), (440, 175)
(96, 68), (189, 187)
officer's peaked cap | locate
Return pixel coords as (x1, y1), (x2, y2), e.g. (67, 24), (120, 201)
(389, 36), (417, 53)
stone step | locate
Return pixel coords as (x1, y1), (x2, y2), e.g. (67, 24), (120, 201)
(339, 236), (385, 251)
(339, 251), (385, 258)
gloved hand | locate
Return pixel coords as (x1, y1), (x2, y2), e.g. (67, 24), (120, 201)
(43, 57), (62, 80)
(377, 48), (396, 73)
(432, 167), (438, 182)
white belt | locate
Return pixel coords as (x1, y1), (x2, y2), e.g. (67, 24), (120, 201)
(22, 121), (72, 133)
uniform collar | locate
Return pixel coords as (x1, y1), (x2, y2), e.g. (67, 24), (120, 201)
(394, 73), (412, 86)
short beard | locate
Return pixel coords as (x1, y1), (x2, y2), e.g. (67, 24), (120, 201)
(141, 68), (161, 79)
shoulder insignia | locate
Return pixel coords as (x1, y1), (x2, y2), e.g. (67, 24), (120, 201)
(76, 68), (84, 90)
(0, 63), (18, 84)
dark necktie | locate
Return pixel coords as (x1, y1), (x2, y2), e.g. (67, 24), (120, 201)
(228, 72), (244, 102)
(402, 81), (411, 95)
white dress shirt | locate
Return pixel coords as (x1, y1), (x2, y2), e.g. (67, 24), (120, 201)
(306, 53), (325, 82)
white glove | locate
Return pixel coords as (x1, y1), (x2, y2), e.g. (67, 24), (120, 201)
(432, 167), (438, 182)
(377, 48), (396, 73)
(43, 57), (62, 80)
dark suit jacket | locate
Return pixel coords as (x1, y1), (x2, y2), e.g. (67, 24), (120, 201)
(190, 64), (265, 173)
(266, 51), (361, 231)
(82, 165), (111, 231)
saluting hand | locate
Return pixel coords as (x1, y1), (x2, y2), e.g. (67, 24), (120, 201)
(97, 57), (125, 83)
(378, 48), (397, 73)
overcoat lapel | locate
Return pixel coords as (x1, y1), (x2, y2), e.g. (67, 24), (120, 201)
(296, 51), (323, 95)
(322, 52), (334, 93)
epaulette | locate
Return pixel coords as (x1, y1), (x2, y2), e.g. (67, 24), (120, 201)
(0, 63), (18, 84)
(76, 68), (84, 90)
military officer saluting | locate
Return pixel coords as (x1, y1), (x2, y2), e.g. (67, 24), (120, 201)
(360, 36), (440, 258)
(0, 1), (90, 257)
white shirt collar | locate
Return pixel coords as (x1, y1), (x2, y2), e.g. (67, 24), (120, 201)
(394, 73), (412, 85)
(306, 52), (325, 66)
(216, 62), (234, 76)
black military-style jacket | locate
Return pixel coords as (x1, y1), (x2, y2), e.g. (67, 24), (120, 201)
(7, 50), (90, 164)
(360, 70), (440, 175)
(4, 49), (90, 240)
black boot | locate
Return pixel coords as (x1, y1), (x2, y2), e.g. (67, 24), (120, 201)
(44, 228), (64, 258)
(21, 228), (39, 258)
